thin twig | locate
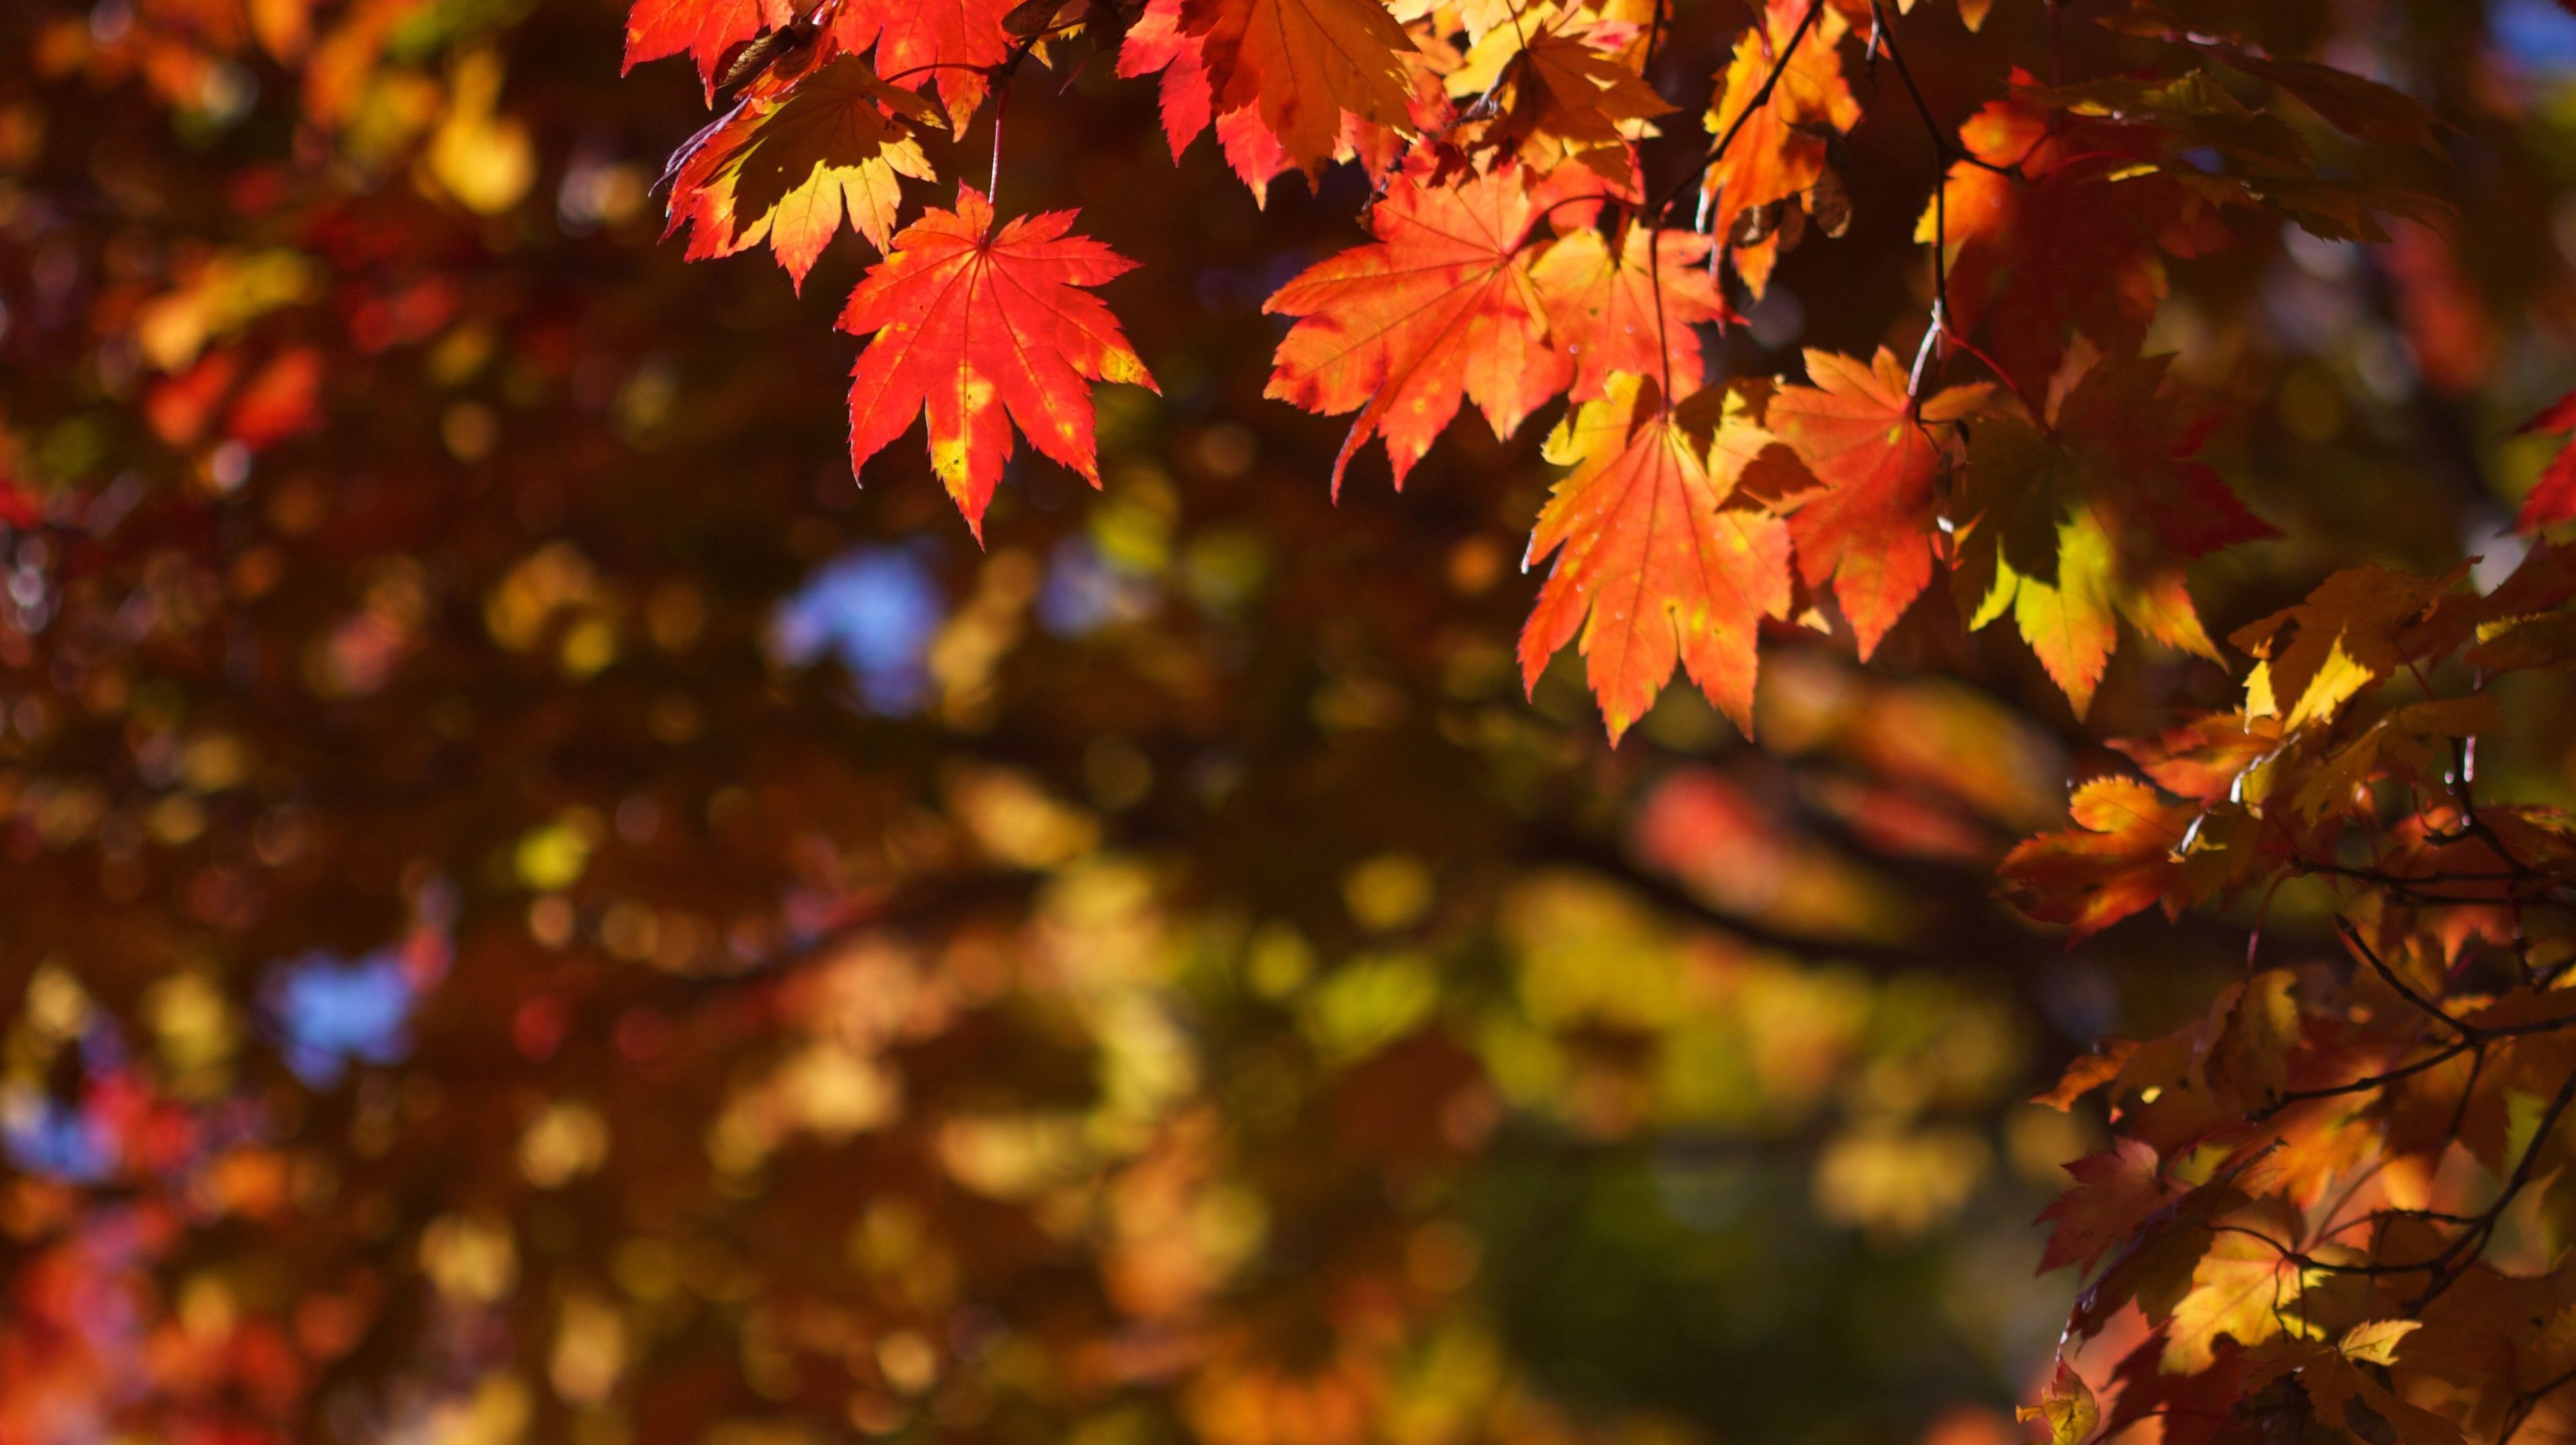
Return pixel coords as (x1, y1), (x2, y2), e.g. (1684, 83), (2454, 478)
(2250, 1038), (2475, 1121)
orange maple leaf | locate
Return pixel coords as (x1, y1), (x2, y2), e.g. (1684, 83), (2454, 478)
(1519, 378), (1791, 741)
(1444, 20), (1671, 183)
(1174, 0), (1416, 174)
(1265, 163), (1570, 492)
(662, 53), (941, 288)
(625, 0), (793, 94)
(1996, 775), (2196, 940)
(838, 186), (1159, 537)
(1529, 223), (1727, 403)
(1701, 0), (1858, 296)
(1769, 348), (1988, 658)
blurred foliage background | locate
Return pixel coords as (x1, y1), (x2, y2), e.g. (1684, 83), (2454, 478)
(5, 0), (2576, 1442)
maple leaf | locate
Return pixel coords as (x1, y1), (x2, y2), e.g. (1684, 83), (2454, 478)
(2206, 968), (2297, 1114)
(2037, 1138), (2179, 1277)
(2161, 1218), (2300, 1373)
(838, 186), (1158, 536)
(1955, 346), (2270, 715)
(2015, 1359), (2099, 1445)
(1165, 0), (1416, 175)
(2514, 386), (2576, 533)
(2106, 712), (2280, 806)
(2034, 1040), (2140, 1111)
(1701, 0), (1859, 297)
(1768, 348), (1989, 659)
(827, 0), (1017, 127)
(2232, 562), (2465, 733)
(1264, 164), (1569, 492)
(1445, 18), (1671, 182)
(1529, 224), (1726, 403)
(1921, 79), (2217, 393)
(1986, 506), (2119, 715)
(625, 0), (794, 95)
(1117, 0), (1298, 200)
(1518, 377), (1791, 740)
(664, 55), (942, 288)
(1996, 775), (2196, 940)
(2242, 1338), (2466, 1445)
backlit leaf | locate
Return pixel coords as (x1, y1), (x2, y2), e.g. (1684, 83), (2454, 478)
(1264, 163), (1567, 492)
(1519, 378), (1790, 740)
(839, 186), (1158, 536)
(1769, 348), (1988, 658)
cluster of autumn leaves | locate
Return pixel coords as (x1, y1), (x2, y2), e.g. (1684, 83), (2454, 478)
(621, 0), (2576, 1439)
(630, 0), (2442, 740)
(2002, 542), (2576, 1445)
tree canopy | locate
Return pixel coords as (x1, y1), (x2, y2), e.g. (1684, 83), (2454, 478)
(5, 2), (2576, 1444)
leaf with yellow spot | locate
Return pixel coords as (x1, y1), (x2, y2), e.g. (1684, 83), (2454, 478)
(839, 186), (1159, 538)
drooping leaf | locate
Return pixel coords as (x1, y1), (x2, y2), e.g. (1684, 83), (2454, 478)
(626, 0), (794, 95)
(2015, 1358), (2100, 1445)
(1955, 346), (2270, 713)
(1517, 378), (1790, 741)
(1921, 78), (2218, 393)
(1169, 0), (1416, 174)
(838, 186), (1159, 536)
(1701, 0), (1859, 298)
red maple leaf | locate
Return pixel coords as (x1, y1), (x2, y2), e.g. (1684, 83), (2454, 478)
(1923, 77), (2222, 394)
(625, 0), (794, 95)
(828, 0), (1017, 126)
(838, 186), (1159, 537)
(1768, 348), (1988, 658)
(1264, 163), (1569, 492)
(2515, 386), (2576, 532)
(2036, 1138), (2178, 1277)
(1117, 0), (1296, 200)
